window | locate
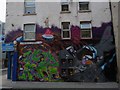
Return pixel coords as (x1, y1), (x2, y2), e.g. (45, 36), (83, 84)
(61, 4), (69, 11)
(80, 21), (92, 39)
(79, 2), (89, 11)
(24, 0), (35, 14)
(61, 22), (71, 39)
(24, 24), (36, 41)
(61, 0), (69, 12)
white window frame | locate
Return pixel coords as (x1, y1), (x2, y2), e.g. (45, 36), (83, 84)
(24, 0), (36, 14)
(78, 1), (90, 11)
(80, 21), (92, 39)
(61, 22), (71, 39)
(23, 23), (36, 41)
(61, 0), (70, 12)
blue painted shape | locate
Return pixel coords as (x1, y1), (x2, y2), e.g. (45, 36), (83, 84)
(2, 43), (14, 51)
(101, 53), (116, 70)
(109, 53), (115, 63)
(16, 36), (23, 42)
(12, 51), (18, 81)
(7, 52), (11, 79)
(101, 63), (107, 70)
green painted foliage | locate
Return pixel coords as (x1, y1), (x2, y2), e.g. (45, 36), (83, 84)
(23, 51), (31, 57)
(18, 47), (60, 81)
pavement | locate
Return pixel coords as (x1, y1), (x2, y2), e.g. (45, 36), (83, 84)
(0, 69), (120, 90)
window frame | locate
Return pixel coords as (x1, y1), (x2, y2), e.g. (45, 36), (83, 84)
(78, 2), (90, 12)
(61, 22), (71, 40)
(61, 0), (71, 13)
(24, 0), (36, 15)
(80, 21), (92, 39)
(23, 23), (36, 41)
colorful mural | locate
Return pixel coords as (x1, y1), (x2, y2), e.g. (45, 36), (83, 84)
(18, 43), (61, 81)
(5, 22), (117, 82)
(5, 28), (23, 43)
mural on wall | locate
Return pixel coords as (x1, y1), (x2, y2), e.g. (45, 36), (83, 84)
(5, 28), (23, 43)
(5, 22), (117, 82)
(18, 43), (61, 81)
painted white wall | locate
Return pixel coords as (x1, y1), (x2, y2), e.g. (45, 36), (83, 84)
(5, 2), (112, 34)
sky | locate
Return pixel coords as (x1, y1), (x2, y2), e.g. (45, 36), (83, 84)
(0, 0), (6, 22)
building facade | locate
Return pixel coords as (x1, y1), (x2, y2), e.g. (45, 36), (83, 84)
(5, 0), (118, 82)
(5, 0), (112, 40)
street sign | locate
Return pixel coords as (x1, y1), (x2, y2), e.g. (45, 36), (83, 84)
(2, 43), (14, 51)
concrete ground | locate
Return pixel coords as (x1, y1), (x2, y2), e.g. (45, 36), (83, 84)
(0, 69), (120, 90)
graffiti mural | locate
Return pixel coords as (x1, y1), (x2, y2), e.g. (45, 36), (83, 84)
(18, 43), (61, 81)
(5, 28), (23, 43)
(5, 22), (117, 82)
(59, 45), (105, 82)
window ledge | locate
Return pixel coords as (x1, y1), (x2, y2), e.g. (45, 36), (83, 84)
(78, 10), (91, 13)
(81, 38), (92, 40)
(23, 13), (37, 16)
(61, 38), (71, 40)
(60, 11), (71, 14)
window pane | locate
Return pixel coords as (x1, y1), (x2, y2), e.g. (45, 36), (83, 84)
(81, 30), (91, 38)
(24, 32), (35, 40)
(25, 7), (35, 14)
(25, 0), (35, 7)
(61, 0), (69, 4)
(79, 2), (89, 10)
(25, 2), (35, 7)
(61, 0), (68, 2)
(63, 31), (70, 38)
(80, 23), (91, 29)
(24, 0), (35, 14)
(61, 4), (69, 11)
(62, 22), (70, 29)
(24, 24), (35, 32)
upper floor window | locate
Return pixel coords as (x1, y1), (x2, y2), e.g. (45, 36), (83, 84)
(24, 24), (36, 41)
(62, 4), (69, 11)
(61, 22), (71, 39)
(79, 2), (90, 11)
(61, 0), (70, 12)
(24, 0), (36, 14)
(80, 21), (92, 39)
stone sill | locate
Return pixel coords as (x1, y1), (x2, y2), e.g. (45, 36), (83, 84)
(60, 11), (71, 14)
(23, 13), (37, 16)
(78, 10), (91, 13)
(81, 38), (92, 40)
